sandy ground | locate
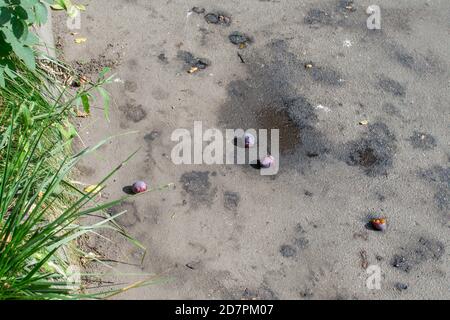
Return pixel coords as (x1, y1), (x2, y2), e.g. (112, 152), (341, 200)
(54, 0), (449, 299)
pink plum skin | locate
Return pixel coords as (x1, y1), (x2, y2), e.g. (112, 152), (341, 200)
(132, 181), (147, 194)
(260, 155), (275, 168)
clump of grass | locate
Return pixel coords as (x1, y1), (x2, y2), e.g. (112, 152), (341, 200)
(0, 58), (145, 299)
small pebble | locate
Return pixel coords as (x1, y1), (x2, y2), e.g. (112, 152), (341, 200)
(229, 31), (251, 45)
(191, 7), (205, 14)
(395, 282), (408, 291)
(204, 13), (219, 24)
(204, 12), (231, 25)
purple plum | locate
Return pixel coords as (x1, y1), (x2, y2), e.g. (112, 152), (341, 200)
(244, 133), (255, 148)
(370, 218), (387, 232)
(132, 181), (147, 194)
(260, 155), (275, 168)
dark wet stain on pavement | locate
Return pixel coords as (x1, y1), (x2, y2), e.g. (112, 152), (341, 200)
(419, 166), (450, 214)
(218, 39), (330, 171)
(119, 102), (147, 123)
(124, 80), (138, 93)
(345, 122), (397, 177)
(309, 65), (343, 86)
(107, 201), (140, 228)
(304, 8), (333, 26)
(304, 2), (363, 29)
(256, 105), (301, 153)
(378, 77), (406, 97)
(280, 244), (297, 258)
(409, 131), (437, 150)
(157, 53), (168, 64)
(144, 130), (161, 143)
(177, 50), (211, 72)
(224, 191), (241, 211)
(391, 237), (445, 273)
(384, 42), (444, 75)
(180, 171), (216, 205)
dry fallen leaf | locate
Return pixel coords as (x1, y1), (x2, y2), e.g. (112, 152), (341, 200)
(188, 66), (199, 74)
(359, 120), (369, 125)
(5, 234), (12, 244)
(84, 184), (103, 194)
(75, 37), (87, 44)
(360, 250), (369, 269)
(76, 110), (89, 118)
(79, 75), (88, 84)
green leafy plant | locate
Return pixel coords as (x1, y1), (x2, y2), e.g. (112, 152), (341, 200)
(0, 0), (158, 299)
(0, 0), (86, 86)
(0, 58), (159, 299)
(0, 0), (50, 85)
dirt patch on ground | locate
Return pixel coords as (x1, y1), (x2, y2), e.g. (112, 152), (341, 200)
(72, 44), (122, 76)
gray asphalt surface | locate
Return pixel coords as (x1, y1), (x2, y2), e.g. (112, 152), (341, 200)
(54, 0), (449, 299)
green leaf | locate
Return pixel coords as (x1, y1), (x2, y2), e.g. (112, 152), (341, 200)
(63, 0), (74, 10)
(34, 2), (48, 25)
(0, 36), (12, 57)
(13, 6), (29, 20)
(21, 0), (38, 25)
(80, 93), (90, 114)
(3, 60), (17, 78)
(12, 44), (36, 70)
(1, 27), (16, 44)
(19, 104), (33, 127)
(99, 67), (110, 79)
(97, 87), (110, 121)
(0, 7), (12, 25)
(23, 31), (39, 46)
(0, 67), (5, 87)
(12, 17), (28, 40)
(75, 4), (86, 11)
(50, 4), (64, 10)
(51, 0), (73, 11)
